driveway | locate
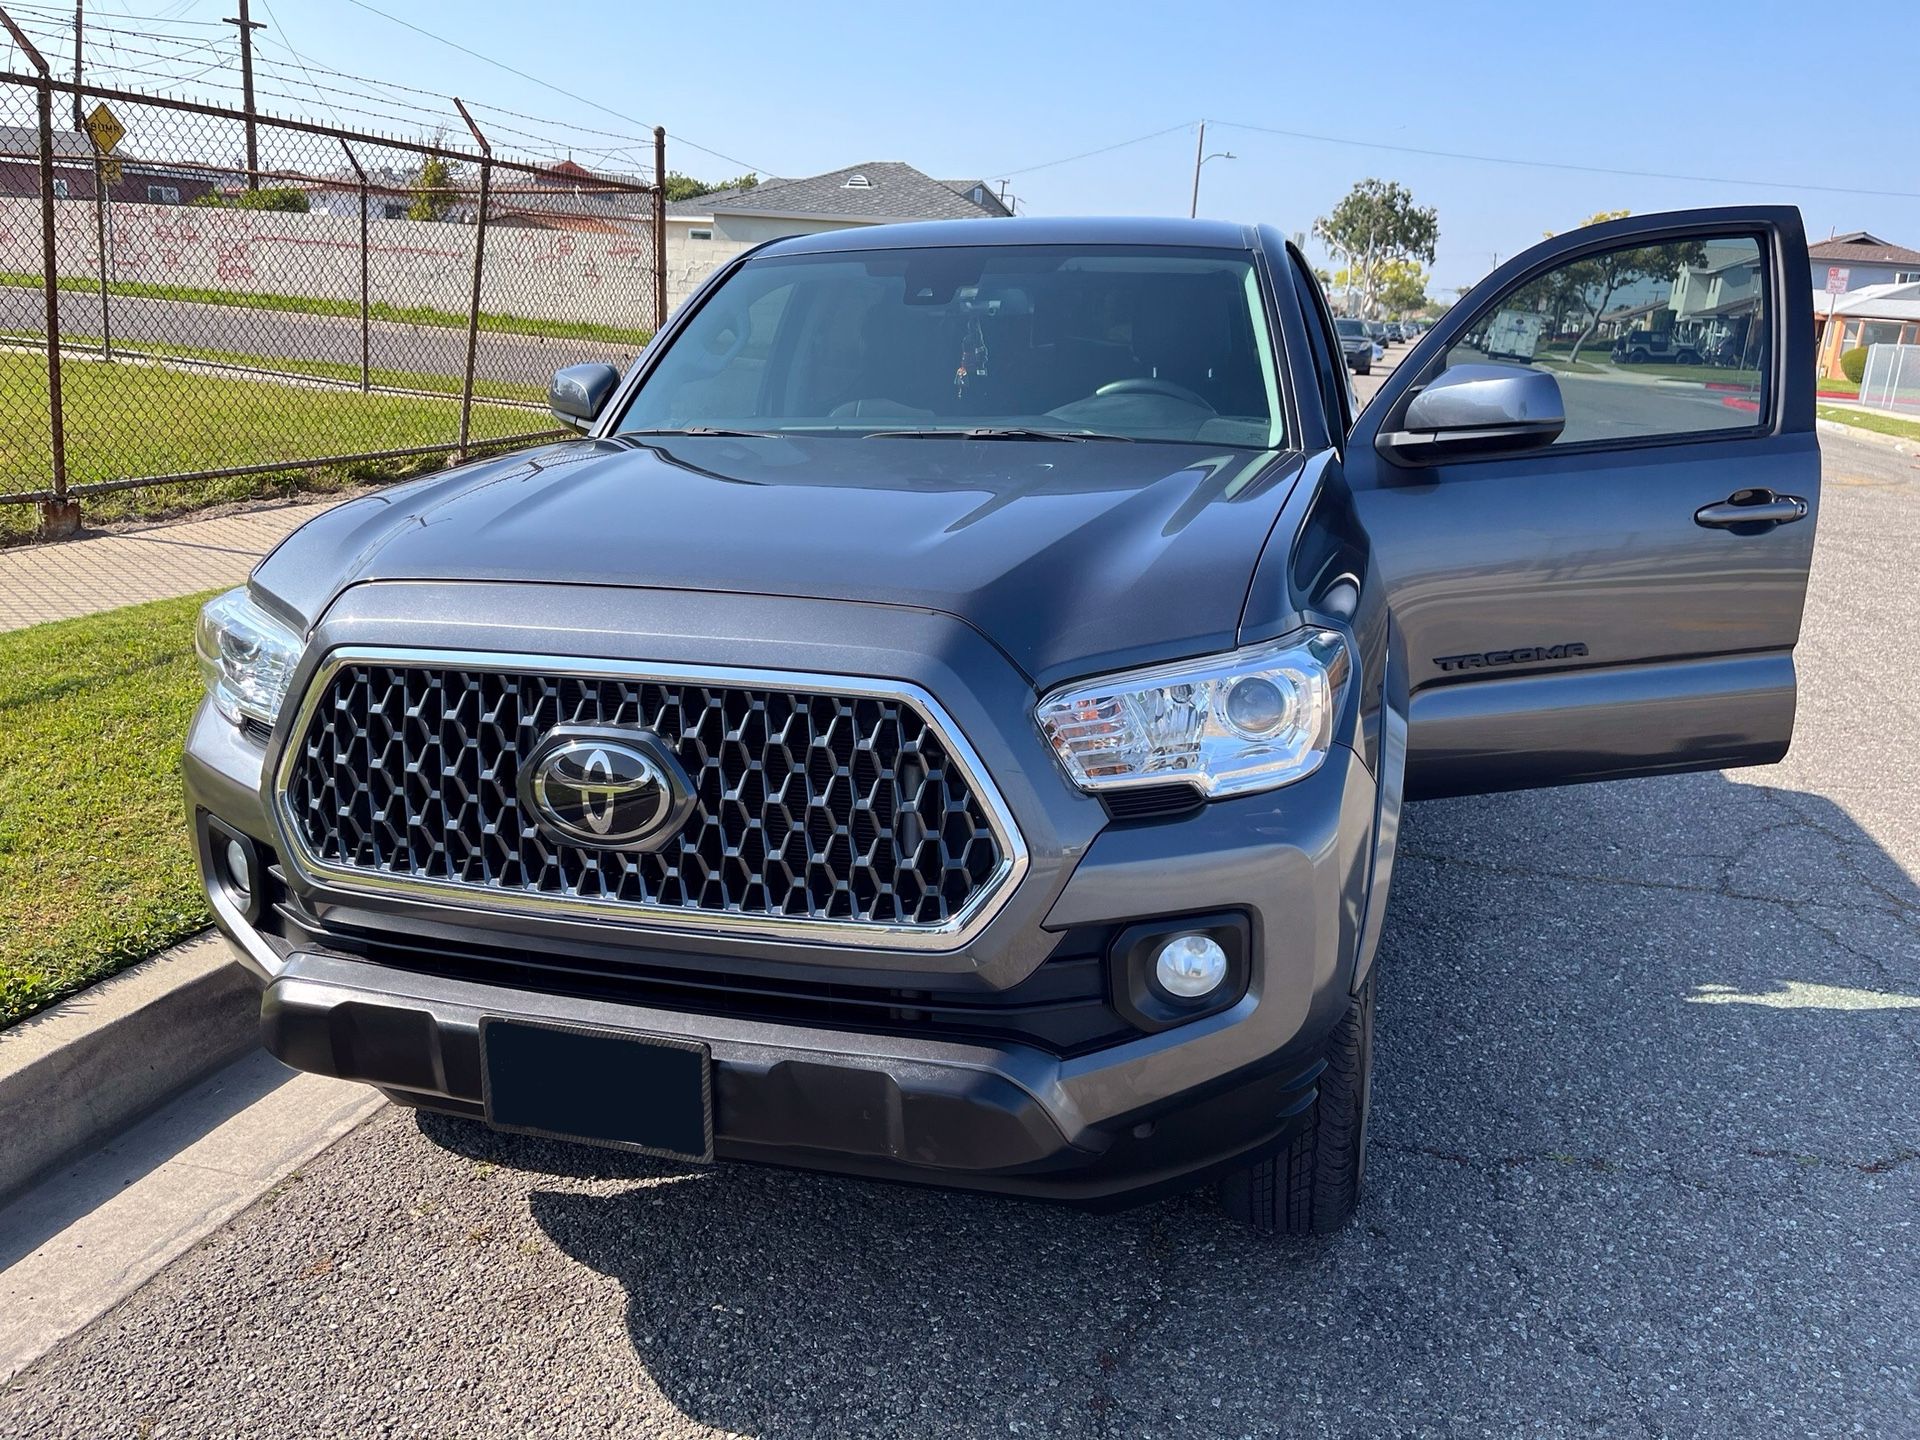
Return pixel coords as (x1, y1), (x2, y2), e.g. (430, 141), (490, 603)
(1, 421), (1914, 1438)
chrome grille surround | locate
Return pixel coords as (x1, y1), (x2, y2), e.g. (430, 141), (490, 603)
(271, 648), (1028, 951)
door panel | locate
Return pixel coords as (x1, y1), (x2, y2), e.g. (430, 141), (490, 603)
(1345, 207), (1818, 799)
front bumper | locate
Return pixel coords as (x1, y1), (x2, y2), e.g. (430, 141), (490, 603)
(186, 581), (1380, 1204)
(260, 949), (1323, 1205)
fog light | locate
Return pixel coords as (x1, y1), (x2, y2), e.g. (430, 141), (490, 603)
(223, 837), (252, 898)
(1154, 933), (1228, 1000)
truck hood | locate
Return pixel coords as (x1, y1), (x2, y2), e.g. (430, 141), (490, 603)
(253, 434), (1305, 686)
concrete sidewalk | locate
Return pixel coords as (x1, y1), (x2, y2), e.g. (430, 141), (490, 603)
(0, 496), (345, 632)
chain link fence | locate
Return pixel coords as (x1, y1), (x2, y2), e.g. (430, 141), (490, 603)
(1859, 344), (1920, 419)
(0, 42), (662, 533)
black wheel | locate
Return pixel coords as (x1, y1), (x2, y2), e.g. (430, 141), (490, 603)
(1218, 973), (1374, 1236)
(1357, 361), (1370, 376)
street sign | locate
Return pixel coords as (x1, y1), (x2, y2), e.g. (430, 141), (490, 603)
(83, 102), (124, 156)
(99, 157), (122, 186)
(1825, 266), (1850, 295)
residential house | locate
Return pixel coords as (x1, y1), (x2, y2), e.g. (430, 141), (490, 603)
(663, 161), (1010, 308)
(1808, 231), (1920, 376)
(0, 123), (221, 205)
(1809, 231), (1920, 295)
(1818, 281), (1920, 379)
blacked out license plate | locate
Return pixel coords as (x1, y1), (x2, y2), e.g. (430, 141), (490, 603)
(478, 1017), (713, 1162)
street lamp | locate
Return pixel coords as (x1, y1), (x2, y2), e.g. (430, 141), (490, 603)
(1188, 120), (1236, 218)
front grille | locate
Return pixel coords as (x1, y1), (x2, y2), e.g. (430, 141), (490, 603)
(267, 905), (1132, 1057)
(278, 654), (1019, 941)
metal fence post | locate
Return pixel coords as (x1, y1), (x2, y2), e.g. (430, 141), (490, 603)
(341, 139), (370, 392)
(0, 10), (73, 531)
(91, 148), (111, 360)
(453, 98), (489, 461)
(653, 126), (666, 333)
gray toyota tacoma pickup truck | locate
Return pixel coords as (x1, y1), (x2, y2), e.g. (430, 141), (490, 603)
(186, 208), (1819, 1235)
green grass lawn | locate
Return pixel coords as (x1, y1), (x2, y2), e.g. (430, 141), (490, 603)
(0, 592), (217, 1028)
(0, 271), (654, 347)
(1820, 404), (1920, 441)
(0, 350), (558, 542)
(7, 330), (549, 406)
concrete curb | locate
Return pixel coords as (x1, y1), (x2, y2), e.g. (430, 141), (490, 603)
(1817, 416), (1920, 458)
(0, 933), (261, 1204)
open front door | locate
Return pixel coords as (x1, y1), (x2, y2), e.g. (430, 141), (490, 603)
(1345, 206), (1820, 800)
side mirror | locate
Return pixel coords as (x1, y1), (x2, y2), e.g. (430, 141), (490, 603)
(1377, 362), (1565, 465)
(548, 363), (622, 432)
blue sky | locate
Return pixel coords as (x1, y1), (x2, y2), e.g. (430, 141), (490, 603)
(57, 0), (1920, 293)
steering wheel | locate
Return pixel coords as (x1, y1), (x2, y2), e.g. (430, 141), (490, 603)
(1093, 377), (1216, 411)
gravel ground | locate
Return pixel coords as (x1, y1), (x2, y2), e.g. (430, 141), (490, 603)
(3, 429), (1916, 1439)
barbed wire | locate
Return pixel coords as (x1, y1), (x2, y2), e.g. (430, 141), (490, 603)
(0, 5), (669, 174)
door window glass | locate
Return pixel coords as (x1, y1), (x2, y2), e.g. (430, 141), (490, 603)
(1444, 235), (1767, 445)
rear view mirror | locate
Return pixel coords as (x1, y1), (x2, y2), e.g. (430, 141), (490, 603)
(1377, 363), (1565, 465)
(548, 363), (622, 432)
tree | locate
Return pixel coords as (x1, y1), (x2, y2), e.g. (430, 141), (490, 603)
(1313, 179), (1438, 318)
(406, 154), (456, 222)
(662, 170), (759, 203)
(1374, 258), (1429, 316)
(1535, 210), (1704, 363)
(190, 186), (309, 212)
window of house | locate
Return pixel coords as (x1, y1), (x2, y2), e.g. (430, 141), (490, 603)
(1439, 234), (1769, 447)
(147, 185), (181, 204)
(688, 227), (713, 240)
(50, 178), (68, 199)
(1895, 270), (1920, 285)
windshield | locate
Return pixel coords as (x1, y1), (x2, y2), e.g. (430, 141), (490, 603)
(1334, 318), (1366, 339)
(618, 244), (1286, 448)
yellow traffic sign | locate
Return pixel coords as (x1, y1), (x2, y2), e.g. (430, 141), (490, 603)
(84, 102), (124, 155)
(99, 157), (122, 186)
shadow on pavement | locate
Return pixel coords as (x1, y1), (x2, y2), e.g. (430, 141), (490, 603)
(417, 768), (1920, 1436)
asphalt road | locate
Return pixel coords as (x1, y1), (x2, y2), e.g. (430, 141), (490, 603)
(0, 287), (641, 390)
(2, 387), (1915, 1436)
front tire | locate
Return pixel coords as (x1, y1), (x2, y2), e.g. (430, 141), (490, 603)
(1218, 973), (1374, 1235)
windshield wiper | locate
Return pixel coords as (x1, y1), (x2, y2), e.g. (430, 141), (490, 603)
(620, 426), (783, 439)
(862, 426), (1135, 443)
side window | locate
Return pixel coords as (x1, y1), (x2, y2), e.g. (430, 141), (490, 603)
(1445, 234), (1768, 446)
(1287, 250), (1348, 435)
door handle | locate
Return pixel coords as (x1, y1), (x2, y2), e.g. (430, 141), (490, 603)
(1694, 489), (1809, 530)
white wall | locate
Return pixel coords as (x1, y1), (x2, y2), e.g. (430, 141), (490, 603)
(2, 197), (665, 330)
(662, 214), (870, 312)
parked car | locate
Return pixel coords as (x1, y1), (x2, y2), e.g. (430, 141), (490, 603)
(1612, 331), (1704, 365)
(1366, 319), (1391, 348)
(1334, 316), (1374, 375)
(187, 209), (1819, 1237)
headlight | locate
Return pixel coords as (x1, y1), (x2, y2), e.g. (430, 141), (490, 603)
(1036, 630), (1348, 799)
(195, 588), (303, 728)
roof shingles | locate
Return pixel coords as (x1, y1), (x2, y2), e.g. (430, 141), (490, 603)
(1808, 231), (1920, 267)
(667, 162), (1003, 222)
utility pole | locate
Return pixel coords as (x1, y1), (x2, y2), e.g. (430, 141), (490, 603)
(1188, 120), (1235, 220)
(1189, 121), (1205, 219)
(70, 0), (81, 129)
(224, 0), (263, 188)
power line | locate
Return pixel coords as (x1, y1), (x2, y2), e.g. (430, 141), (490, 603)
(253, 0), (343, 127)
(1214, 118), (1920, 203)
(987, 120), (1196, 180)
(330, 0), (764, 175)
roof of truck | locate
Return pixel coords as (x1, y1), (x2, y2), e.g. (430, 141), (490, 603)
(756, 216), (1259, 255)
